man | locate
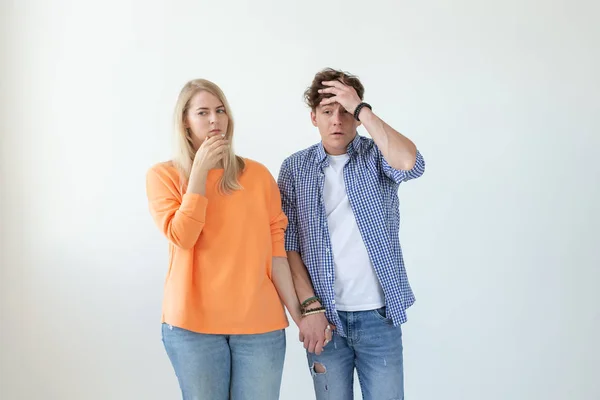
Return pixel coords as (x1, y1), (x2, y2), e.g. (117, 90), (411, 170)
(277, 68), (425, 399)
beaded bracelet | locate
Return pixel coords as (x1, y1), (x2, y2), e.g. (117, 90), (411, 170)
(302, 307), (326, 317)
(301, 296), (320, 309)
(353, 102), (372, 121)
(302, 305), (325, 313)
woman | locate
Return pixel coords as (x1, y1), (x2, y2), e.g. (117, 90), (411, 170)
(145, 79), (309, 399)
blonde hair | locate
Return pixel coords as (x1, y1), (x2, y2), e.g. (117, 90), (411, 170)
(172, 79), (245, 194)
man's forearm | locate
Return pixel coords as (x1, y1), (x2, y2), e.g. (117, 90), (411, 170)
(287, 251), (320, 306)
(358, 107), (417, 171)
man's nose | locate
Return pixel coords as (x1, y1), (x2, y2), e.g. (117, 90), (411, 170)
(332, 110), (343, 125)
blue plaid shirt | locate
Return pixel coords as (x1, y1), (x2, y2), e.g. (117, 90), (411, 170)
(277, 134), (425, 336)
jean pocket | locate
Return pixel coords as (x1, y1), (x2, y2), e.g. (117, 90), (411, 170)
(372, 307), (392, 323)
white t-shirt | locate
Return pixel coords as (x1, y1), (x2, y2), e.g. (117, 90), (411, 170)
(323, 154), (385, 311)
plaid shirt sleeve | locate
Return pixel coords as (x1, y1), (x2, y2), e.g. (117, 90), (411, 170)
(277, 159), (300, 253)
(378, 146), (426, 184)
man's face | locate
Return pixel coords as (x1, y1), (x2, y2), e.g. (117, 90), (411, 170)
(311, 102), (361, 156)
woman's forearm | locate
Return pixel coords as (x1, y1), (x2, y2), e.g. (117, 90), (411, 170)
(271, 256), (303, 326)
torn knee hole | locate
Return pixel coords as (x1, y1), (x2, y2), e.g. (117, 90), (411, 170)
(312, 362), (326, 374)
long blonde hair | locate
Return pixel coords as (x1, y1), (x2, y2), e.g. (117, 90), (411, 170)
(172, 79), (245, 194)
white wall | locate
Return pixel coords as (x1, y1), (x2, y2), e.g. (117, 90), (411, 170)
(1, 1), (599, 399)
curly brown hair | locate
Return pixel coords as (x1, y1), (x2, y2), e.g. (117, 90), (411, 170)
(304, 68), (365, 110)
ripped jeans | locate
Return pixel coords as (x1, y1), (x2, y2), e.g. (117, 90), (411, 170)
(306, 307), (404, 400)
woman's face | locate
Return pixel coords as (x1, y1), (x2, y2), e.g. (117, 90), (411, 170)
(185, 90), (229, 150)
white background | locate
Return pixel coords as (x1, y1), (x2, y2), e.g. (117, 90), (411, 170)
(1, 1), (599, 399)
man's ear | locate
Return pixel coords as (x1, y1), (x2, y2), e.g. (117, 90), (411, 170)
(310, 111), (318, 127)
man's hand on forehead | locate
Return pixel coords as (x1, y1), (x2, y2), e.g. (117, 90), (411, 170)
(318, 80), (362, 114)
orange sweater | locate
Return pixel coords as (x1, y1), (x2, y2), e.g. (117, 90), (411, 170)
(146, 158), (289, 334)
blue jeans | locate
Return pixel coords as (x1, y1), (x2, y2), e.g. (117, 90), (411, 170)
(161, 324), (286, 400)
(307, 307), (404, 400)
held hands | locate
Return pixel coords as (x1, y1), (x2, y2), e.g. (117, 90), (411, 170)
(298, 313), (334, 355)
(298, 298), (335, 355)
(318, 80), (362, 114)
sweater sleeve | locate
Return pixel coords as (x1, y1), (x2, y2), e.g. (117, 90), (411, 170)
(268, 171), (289, 258)
(146, 165), (208, 249)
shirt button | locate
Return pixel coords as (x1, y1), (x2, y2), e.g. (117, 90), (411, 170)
(332, 300), (336, 304)
(326, 248), (330, 253)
